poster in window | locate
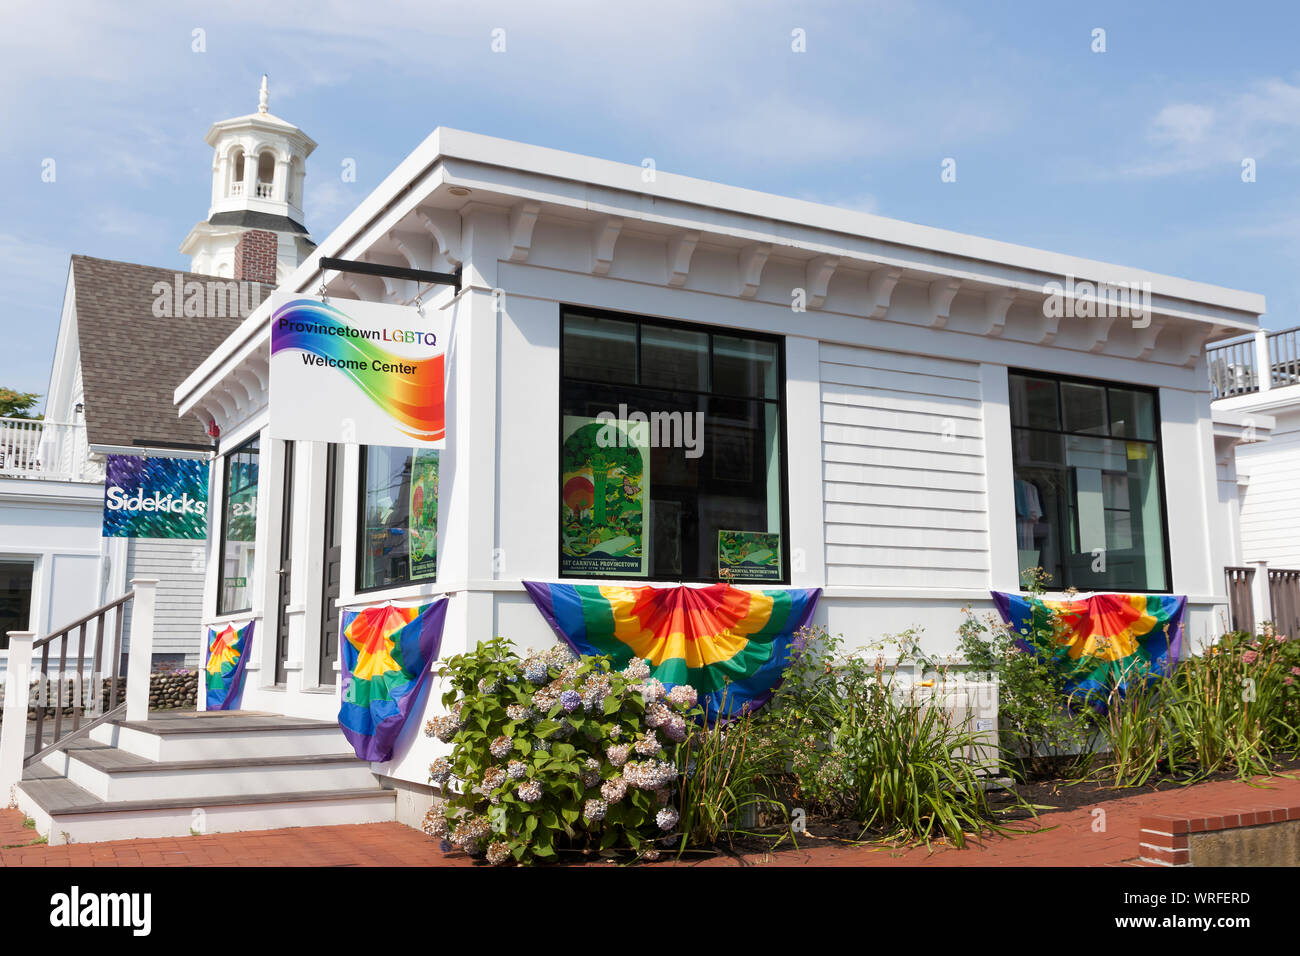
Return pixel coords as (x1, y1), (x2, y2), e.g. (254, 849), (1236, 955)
(408, 450), (439, 580)
(717, 530), (781, 582)
(561, 416), (649, 577)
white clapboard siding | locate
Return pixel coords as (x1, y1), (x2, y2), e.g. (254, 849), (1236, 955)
(820, 343), (991, 588)
(1237, 425), (1300, 567)
(121, 538), (207, 665)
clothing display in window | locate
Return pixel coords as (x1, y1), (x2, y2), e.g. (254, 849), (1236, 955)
(1014, 478), (1042, 549)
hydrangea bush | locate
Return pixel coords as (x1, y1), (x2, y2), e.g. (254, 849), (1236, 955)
(422, 636), (700, 864)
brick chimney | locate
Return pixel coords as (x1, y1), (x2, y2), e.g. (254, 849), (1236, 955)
(233, 229), (278, 285)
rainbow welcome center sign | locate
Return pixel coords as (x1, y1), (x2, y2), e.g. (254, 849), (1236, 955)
(268, 294), (447, 447)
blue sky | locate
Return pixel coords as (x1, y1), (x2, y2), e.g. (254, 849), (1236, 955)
(2, 0), (1299, 401)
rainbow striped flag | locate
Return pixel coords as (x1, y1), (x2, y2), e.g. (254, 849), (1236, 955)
(524, 582), (821, 722)
(339, 600), (447, 761)
(991, 591), (1186, 704)
(205, 621), (253, 711)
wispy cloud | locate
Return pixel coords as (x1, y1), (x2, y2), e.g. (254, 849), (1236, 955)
(1112, 77), (1300, 180)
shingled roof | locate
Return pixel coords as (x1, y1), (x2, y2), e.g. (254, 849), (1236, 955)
(69, 256), (270, 450)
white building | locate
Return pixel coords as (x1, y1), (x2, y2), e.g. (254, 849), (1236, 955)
(170, 127), (1262, 820)
(1208, 328), (1300, 637)
(180, 76), (317, 282)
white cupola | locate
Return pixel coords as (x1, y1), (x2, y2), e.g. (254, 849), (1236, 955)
(181, 75), (318, 283)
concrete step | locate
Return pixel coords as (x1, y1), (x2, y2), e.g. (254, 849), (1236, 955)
(89, 711), (352, 761)
(14, 776), (396, 845)
(41, 745), (379, 802)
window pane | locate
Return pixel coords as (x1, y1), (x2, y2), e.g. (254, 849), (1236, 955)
(0, 560), (34, 650)
(1011, 377), (1167, 592)
(1063, 435), (1166, 591)
(563, 314), (637, 384)
(641, 325), (709, 392)
(219, 438), (259, 614)
(1061, 382), (1108, 435)
(1108, 388), (1156, 440)
(560, 315), (785, 583)
(359, 446), (416, 589)
(714, 335), (778, 399)
(1009, 375), (1059, 430)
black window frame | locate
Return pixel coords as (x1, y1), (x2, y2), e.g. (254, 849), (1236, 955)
(558, 304), (791, 585)
(217, 435), (260, 615)
(354, 444), (440, 594)
(1007, 368), (1174, 594)
(0, 557), (35, 651)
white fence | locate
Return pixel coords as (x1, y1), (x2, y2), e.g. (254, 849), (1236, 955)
(0, 417), (103, 481)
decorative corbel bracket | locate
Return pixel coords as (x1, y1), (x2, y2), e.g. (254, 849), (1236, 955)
(591, 217), (623, 275)
(667, 231), (700, 288)
(416, 208), (463, 266)
(980, 289), (1016, 337)
(806, 255), (840, 310)
(738, 244), (772, 299)
(506, 202), (541, 263)
(866, 267), (902, 319)
(927, 278), (962, 328)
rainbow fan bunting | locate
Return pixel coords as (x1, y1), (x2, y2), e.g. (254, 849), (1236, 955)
(991, 591), (1186, 705)
(205, 621), (254, 711)
(524, 581), (821, 722)
(339, 599), (447, 762)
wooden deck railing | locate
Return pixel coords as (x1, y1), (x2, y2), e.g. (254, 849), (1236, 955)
(1269, 568), (1300, 640)
(1224, 566), (1256, 634)
(1207, 326), (1300, 399)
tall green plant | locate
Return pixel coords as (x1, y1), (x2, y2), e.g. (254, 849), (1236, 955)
(957, 569), (1098, 777)
(672, 698), (789, 853)
(755, 626), (1029, 846)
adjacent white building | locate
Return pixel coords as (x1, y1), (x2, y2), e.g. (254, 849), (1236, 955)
(0, 80), (313, 670)
(1208, 328), (1300, 636)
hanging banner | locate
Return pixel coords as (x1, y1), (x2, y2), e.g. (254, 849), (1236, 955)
(718, 530), (781, 582)
(524, 582), (821, 723)
(560, 415), (649, 577)
(339, 600), (448, 762)
(991, 591), (1186, 707)
(103, 454), (209, 539)
(205, 620), (254, 711)
(268, 294), (446, 447)
(408, 449), (439, 580)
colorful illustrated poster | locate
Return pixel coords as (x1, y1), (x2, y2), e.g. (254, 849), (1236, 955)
(718, 530), (782, 582)
(408, 450), (438, 580)
(268, 294), (447, 448)
(103, 454), (209, 539)
(560, 415), (649, 577)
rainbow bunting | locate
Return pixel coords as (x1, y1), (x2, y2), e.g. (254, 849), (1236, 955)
(524, 581), (821, 722)
(205, 621), (254, 711)
(339, 600), (447, 762)
(991, 591), (1186, 705)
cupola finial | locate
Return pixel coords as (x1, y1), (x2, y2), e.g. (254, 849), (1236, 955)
(258, 74), (269, 114)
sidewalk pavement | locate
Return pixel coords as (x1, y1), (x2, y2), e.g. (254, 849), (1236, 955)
(2, 771), (1296, 866)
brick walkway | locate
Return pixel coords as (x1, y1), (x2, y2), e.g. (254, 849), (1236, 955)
(2, 770), (1297, 866)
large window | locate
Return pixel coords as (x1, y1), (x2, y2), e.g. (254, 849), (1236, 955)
(560, 308), (787, 582)
(218, 437), (259, 614)
(0, 560), (34, 649)
(1009, 371), (1169, 592)
(357, 446), (439, 591)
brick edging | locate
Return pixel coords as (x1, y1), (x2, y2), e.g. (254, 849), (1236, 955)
(1139, 803), (1300, 866)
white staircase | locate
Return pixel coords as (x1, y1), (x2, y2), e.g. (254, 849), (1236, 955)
(13, 711), (395, 845)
